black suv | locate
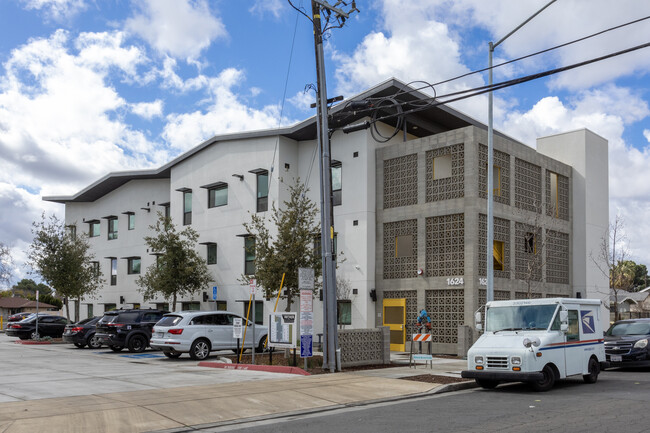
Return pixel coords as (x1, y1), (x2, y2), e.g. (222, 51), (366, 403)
(604, 318), (650, 368)
(95, 309), (167, 353)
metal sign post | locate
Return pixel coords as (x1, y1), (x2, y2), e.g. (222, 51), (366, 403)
(35, 290), (39, 339)
(249, 278), (256, 364)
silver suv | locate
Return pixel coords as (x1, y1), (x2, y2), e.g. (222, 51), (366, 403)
(150, 311), (267, 360)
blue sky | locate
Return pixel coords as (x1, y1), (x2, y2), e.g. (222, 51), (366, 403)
(1, 0), (650, 285)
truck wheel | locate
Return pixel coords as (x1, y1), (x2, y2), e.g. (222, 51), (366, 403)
(475, 379), (499, 389)
(583, 358), (600, 384)
(531, 365), (555, 392)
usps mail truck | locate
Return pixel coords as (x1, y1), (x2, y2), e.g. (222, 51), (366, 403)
(461, 298), (608, 391)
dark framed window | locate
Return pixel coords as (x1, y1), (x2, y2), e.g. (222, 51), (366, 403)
(525, 232), (536, 254)
(183, 191), (192, 225)
(207, 243), (217, 265)
(216, 301), (227, 311)
(182, 302), (201, 311)
(89, 221), (100, 237)
(128, 213), (135, 230)
(163, 204), (170, 219)
(244, 237), (256, 275)
(493, 241), (504, 271)
(67, 225), (77, 238)
(127, 258), (141, 275)
(90, 261), (100, 277)
(104, 303), (116, 312)
(208, 185), (228, 208)
(337, 300), (351, 325)
(87, 304), (93, 317)
(256, 171), (269, 212)
(155, 303), (169, 311)
(331, 161), (342, 206)
(243, 300), (263, 325)
(110, 258), (117, 285)
(108, 218), (118, 240)
(314, 234), (338, 261)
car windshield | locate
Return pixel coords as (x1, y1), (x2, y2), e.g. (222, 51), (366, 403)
(606, 322), (650, 336)
(156, 315), (183, 327)
(486, 304), (559, 332)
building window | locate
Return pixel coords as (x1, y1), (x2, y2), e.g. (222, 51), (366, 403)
(244, 237), (255, 275)
(110, 258), (117, 285)
(67, 225), (77, 238)
(183, 190), (192, 225)
(163, 204), (170, 219)
(433, 154), (452, 179)
(331, 161), (342, 206)
(133, 303), (141, 309)
(243, 300), (263, 325)
(207, 243), (217, 265)
(208, 184), (228, 208)
(104, 303), (116, 312)
(525, 232), (536, 254)
(256, 171), (269, 212)
(108, 218), (118, 240)
(493, 240), (505, 271)
(549, 172), (559, 217)
(90, 261), (100, 277)
(181, 302), (201, 311)
(155, 303), (169, 311)
(128, 213), (135, 230)
(216, 301), (227, 311)
(395, 234), (414, 258)
(314, 234), (338, 260)
(337, 300), (351, 325)
(493, 165), (502, 196)
(89, 221), (100, 237)
(87, 304), (93, 318)
(127, 258), (141, 275)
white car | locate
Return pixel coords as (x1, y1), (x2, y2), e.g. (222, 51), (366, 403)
(150, 311), (267, 360)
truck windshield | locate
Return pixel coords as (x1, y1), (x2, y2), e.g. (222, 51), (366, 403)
(486, 304), (558, 332)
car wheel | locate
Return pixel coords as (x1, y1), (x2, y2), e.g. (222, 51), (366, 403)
(127, 335), (148, 353)
(74, 343), (85, 349)
(257, 337), (267, 353)
(163, 349), (182, 359)
(189, 339), (210, 360)
(475, 379), (499, 389)
(583, 357), (600, 384)
(531, 365), (556, 392)
(109, 345), (124, 352)
(30, 331), (39, 340)
(87, 334), (102, 349)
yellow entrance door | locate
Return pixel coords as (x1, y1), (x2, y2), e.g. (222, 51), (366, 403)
(383, 298), (406, 352)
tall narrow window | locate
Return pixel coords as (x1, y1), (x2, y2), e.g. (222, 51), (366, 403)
(525, 232), (536, 254)
(163, 203), (170, 219)
(331, 161), (342, 206)
(90, 261), (100, 277)
(395, 234), (414, 257)
(337, 300), (352, 325)
(550, 172), (559, 217)
(89, 221), (100, 237)
(128, 213), (135, 230)
(108, 218), (118, 240)
(127, 258), (141, 275)
(243, 300), (263, 324)
(110, 258), (117, 285)
(67, 225), (77, 238)
(183, 191), (192, 225)
(207, 243), (217, 265)
(208, 184), (228, 208)
(493, 165), (502, 197)
(87, 304), (93, 318)
(433, 154), (452, 179)
(256, 171), (269, 212)
(493, 240), (504, 271)
(244, 237), (256, 275)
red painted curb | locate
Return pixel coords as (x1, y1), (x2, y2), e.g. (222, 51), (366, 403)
(198, 362), (310, 376)
(14, 340), (52, 345)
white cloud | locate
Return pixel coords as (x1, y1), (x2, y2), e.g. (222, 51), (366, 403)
(289, 90), (315, 112)
(131, 100), (163, 119)
(20, 0), (86, 21)
(125, 0), (227, 61)
(162, 68), (282, 151)
(249, 0), (284, 19)
(644, 129), (650, 143)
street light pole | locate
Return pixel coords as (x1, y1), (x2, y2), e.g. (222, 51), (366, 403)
(486, 0), (557, 303)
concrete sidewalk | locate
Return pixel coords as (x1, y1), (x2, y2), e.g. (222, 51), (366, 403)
(0, 356), (473, 433)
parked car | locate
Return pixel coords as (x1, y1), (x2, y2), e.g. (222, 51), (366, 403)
(150, 311), (267, 360)
(8, 312), (34, 322)
(95, 309), (168, 353)
(6, 315), (70, 340)
(63, 316), (102, 349)
(604, 318), (650, 368)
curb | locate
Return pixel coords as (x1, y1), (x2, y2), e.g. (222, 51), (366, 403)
(14, 340), (52, 345)
(197, 361), (311, 376)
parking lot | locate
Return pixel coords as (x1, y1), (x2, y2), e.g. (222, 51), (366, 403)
(0, 333), (293, 402)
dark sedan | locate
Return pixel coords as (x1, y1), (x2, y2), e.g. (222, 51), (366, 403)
(8, 312), (34, 322)
(605, 318), (650, 368)
(6, 315), (70, 340)
(63, 316), (102, 349)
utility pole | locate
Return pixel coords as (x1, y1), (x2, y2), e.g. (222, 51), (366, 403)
(309, 0), (358, 372)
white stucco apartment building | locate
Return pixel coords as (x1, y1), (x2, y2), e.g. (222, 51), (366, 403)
(45, 79), (610, 351)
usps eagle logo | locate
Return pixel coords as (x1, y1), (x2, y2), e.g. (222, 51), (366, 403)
(581, 311), (595, 334)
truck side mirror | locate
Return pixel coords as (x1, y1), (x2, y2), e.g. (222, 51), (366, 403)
(559, 310), (568, 331)
(475, 312), (482, 330)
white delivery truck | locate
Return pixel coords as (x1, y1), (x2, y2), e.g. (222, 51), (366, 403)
(461, 298), (608, 391)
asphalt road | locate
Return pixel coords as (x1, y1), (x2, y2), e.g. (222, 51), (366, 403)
(218, 368), (650, 433)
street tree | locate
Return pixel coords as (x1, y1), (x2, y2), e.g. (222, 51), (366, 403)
(0, 242), (13, 289)
(27, 213), (103, 321)
(11, 278), (52, 297)
(514, 200), (552, 298)
(137, 213), (212, 312)
(591, 215), (631, 322)
(241, 180), (321, 312)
